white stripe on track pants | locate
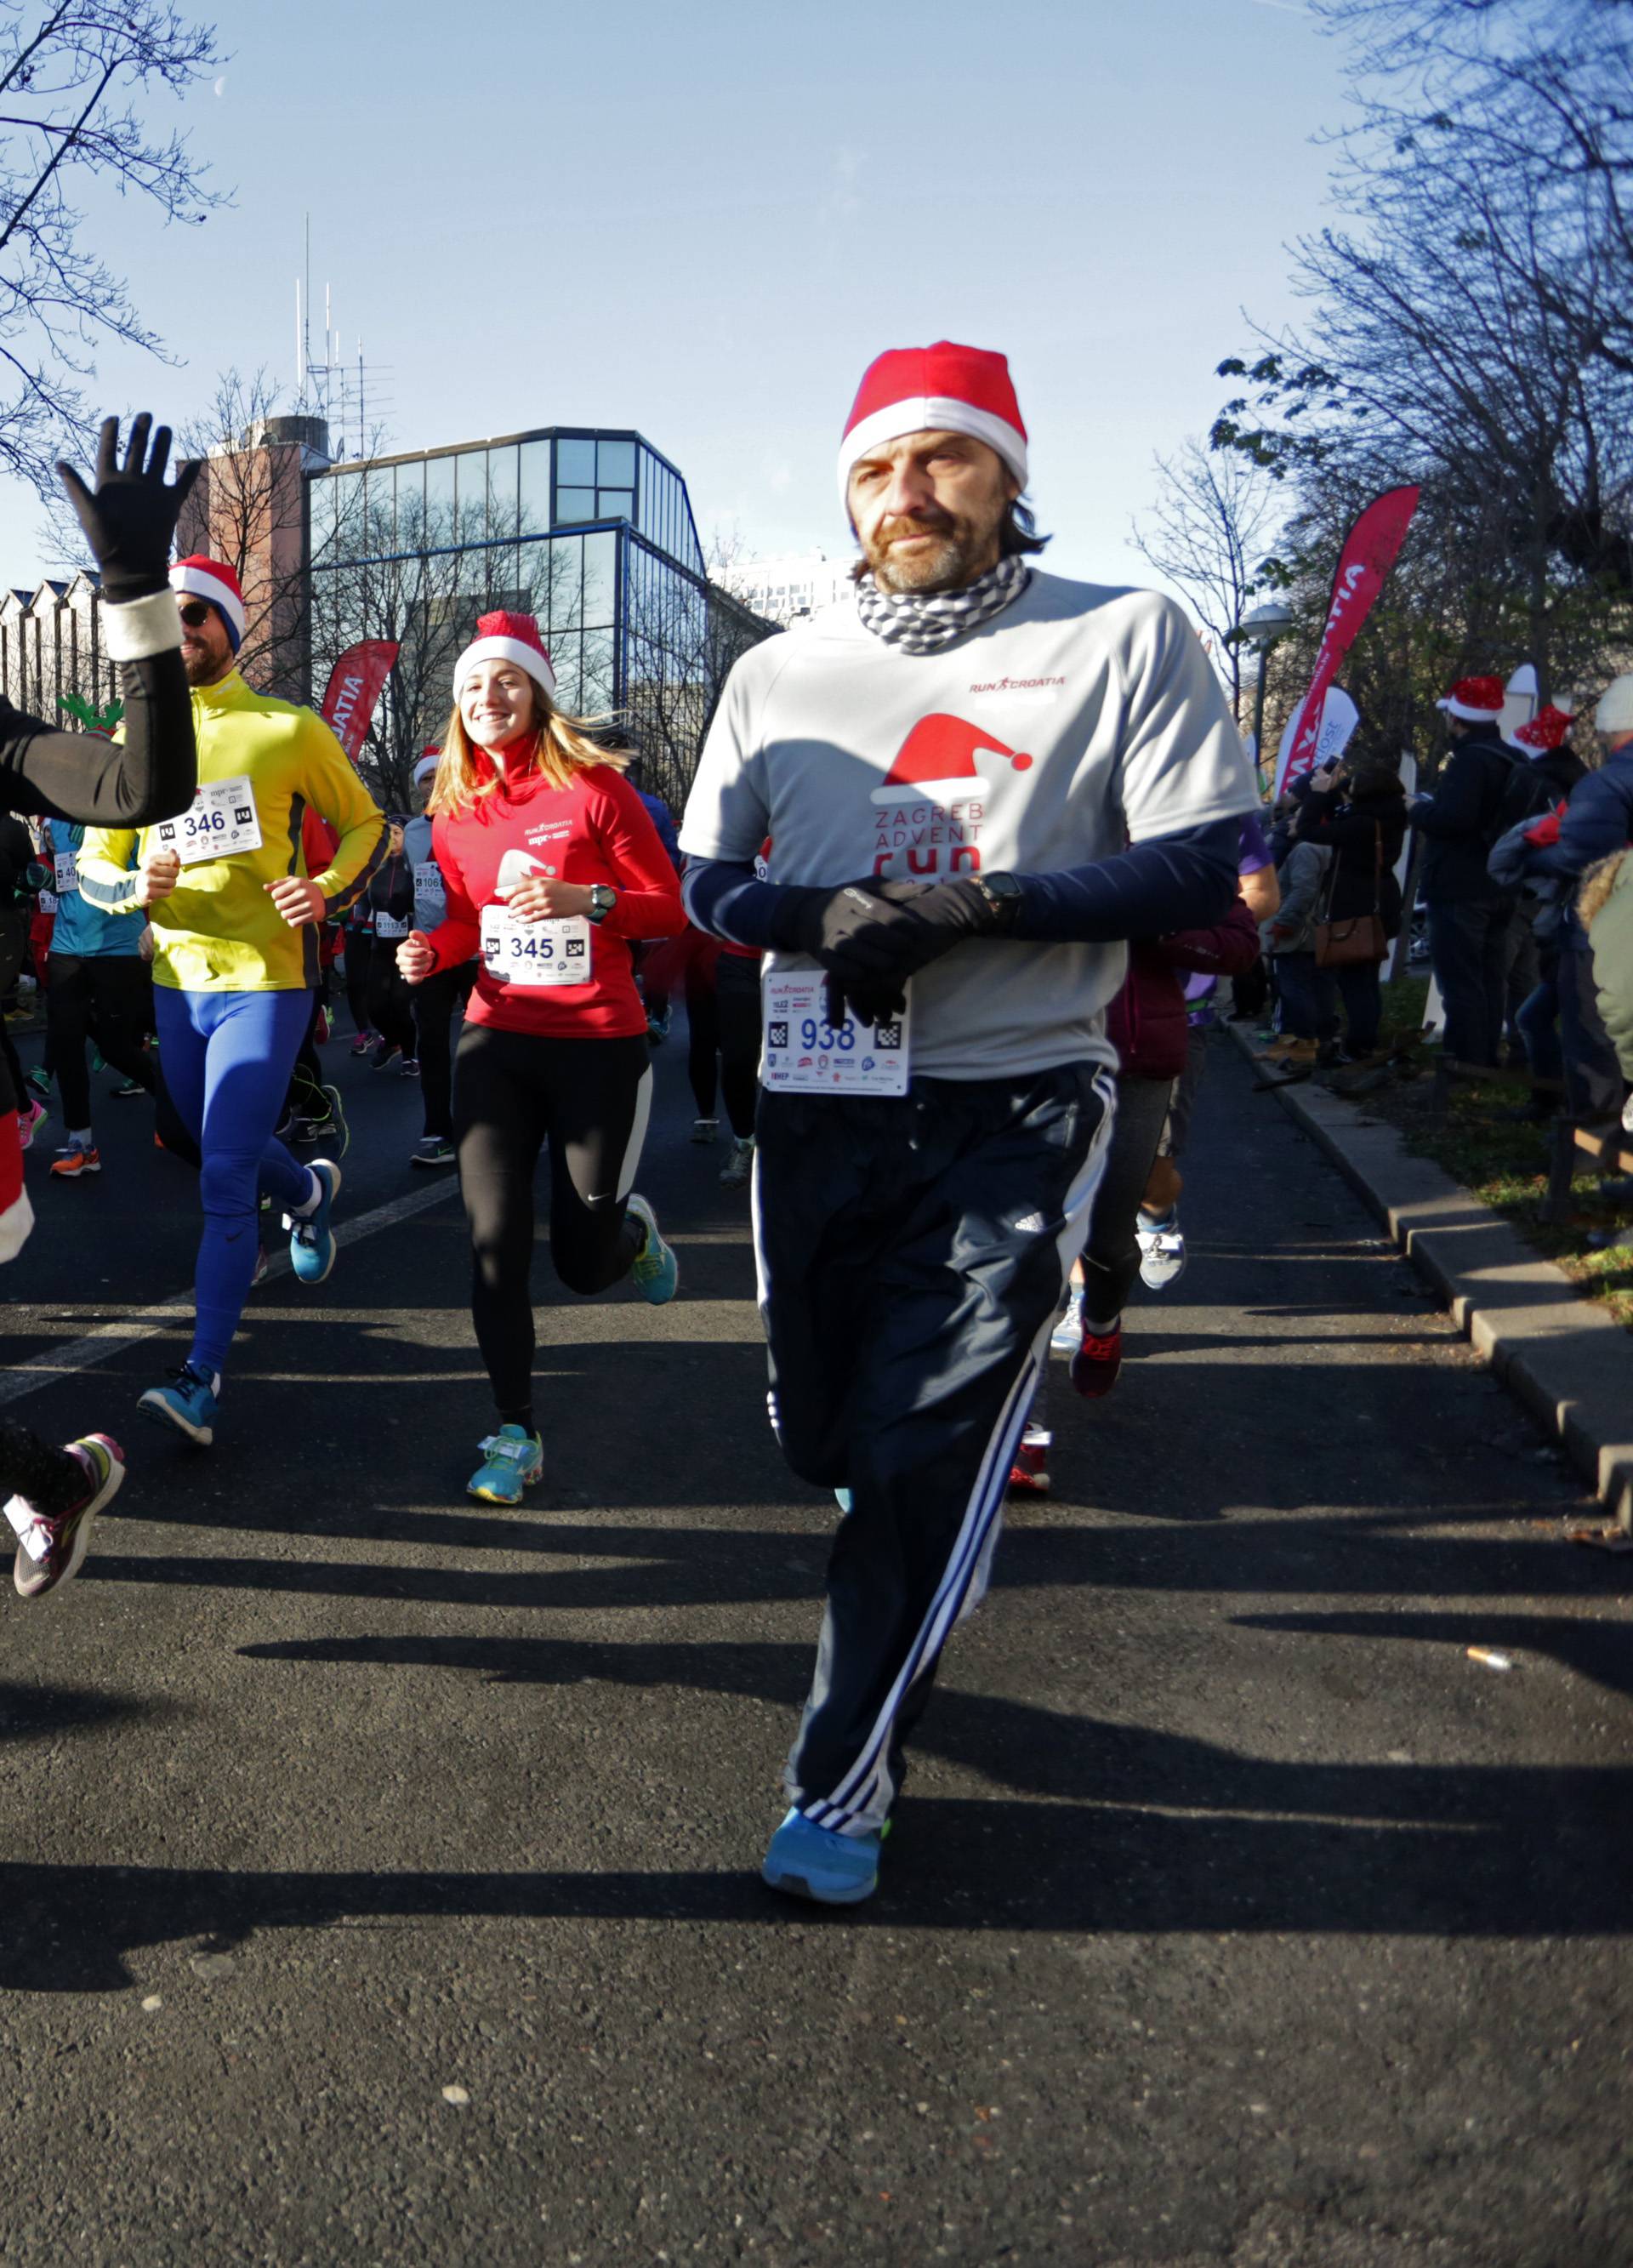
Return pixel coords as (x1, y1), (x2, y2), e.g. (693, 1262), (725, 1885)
(751, 1059), (1115, 1838)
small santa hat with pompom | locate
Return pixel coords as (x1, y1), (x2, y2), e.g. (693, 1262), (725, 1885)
(452, 612), (555, 701)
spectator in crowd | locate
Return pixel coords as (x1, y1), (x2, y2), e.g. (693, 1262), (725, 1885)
(1289, 754), (1408, 1063)
(1258, 829), (1331, 1068)
(1409, 675), (1548, 1068)
(1488, 704), (1581, 1121)
(1518, 674), (1633, 1130)
(1580, 848), (1633, 1108)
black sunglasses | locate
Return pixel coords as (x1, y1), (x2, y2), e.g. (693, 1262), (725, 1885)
(178, 600), (215, 629)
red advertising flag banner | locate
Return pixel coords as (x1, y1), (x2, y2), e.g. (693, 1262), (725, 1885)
(1274, 485), (1420, 795)
(320, 640), (399, 766)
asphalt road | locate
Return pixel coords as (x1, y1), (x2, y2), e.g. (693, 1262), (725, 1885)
(0, 1011), (1628, 2268)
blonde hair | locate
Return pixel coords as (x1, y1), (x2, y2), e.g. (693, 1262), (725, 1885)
(427, 677), (628, 818)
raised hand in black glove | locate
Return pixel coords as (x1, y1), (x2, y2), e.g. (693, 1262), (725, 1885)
(56, 413), (200, 603)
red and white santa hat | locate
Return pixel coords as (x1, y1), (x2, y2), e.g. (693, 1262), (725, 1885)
(838, 341), (1027, 503)
(452, 611), (556, 702)
(413, 747), (441, 785)
(1515, 704), (1576, 751)
(169, 555), (246, 652)
(1436, 675), (1505, 721)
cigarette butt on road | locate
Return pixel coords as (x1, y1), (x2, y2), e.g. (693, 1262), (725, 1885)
(1565, 1523), (1633, 1554)
(1466, 1647), (1513, 1671)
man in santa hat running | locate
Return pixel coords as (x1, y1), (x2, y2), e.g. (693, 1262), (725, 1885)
(680, 339), (1258, 1903)
(79, 555), (387, 1446)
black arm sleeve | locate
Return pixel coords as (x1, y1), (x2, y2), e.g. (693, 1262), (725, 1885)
(1007, 818), (1241, 942)
(0, 648), (196, 828)
(682, 818), (1243, 952)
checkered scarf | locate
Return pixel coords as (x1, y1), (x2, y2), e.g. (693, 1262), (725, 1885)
(854, 553), (1030, 654)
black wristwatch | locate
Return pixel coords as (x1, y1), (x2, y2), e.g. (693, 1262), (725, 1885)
(587, 884), (617, 924)
(972, 870), (1023, 930)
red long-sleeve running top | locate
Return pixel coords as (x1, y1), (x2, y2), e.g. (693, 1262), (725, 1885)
(426, 745), (683, 1039)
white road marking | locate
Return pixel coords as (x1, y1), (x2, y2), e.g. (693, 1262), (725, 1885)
(0, 1178), (463, 1409)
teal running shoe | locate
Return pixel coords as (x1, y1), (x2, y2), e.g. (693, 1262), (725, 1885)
(761, 1808), (883, 1906)
(139, 1361), (219, 1447)
(287, 1160), (341, 1284)
(625, 1194), (678, 1304)
(467, 1425), (544, 1505)
(834, 1488), (853, 1513)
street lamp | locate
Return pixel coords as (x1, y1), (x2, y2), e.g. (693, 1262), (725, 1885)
(1238, 600), (1296, 780)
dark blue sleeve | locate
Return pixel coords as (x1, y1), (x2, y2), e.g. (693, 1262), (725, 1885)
(682, 817), (1242, 950)
(682, 858), (786, 949)
(1008, 818), (1241, 942)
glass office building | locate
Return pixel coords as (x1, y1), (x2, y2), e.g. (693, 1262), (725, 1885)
(307, 427), (772, 807)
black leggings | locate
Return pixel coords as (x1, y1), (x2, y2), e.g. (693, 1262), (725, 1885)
(46, 953), (156, 1129)
(685, 951), (760, 1137)
(413, 960), (476, 1140)
(453, 1025), (653, 1418)
(366, 945), (417, 1056)
(0, 911), (26, 1114)
(343, 929), (373, 1035)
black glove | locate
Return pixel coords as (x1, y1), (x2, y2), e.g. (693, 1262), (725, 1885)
(56, 413), (200, 603)
(873, 877), (1006, 947)
(767, 876), (1006, 1027)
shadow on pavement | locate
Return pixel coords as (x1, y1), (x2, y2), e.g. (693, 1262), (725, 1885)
(8, 1757), (1631, 1995)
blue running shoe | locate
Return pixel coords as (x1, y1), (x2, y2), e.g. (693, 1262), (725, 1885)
(834, 1488), (853, 1513)
(762, 1808), (883, 1906)
(287, 1160), (342, 1285)
(139, 1361), (219, 1446)
(1050, 1286), (1084, 1354)
(625, 1193), (678, 1304)
(466, 1424), (544, 1505)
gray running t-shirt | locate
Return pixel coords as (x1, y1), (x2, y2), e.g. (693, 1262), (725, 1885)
(680, 570), (1260, 1080)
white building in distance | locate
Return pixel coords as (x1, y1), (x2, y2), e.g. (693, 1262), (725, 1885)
(720, 547), (855, 625)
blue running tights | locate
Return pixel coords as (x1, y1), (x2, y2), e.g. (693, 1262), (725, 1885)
(154, 987), (316, 1376)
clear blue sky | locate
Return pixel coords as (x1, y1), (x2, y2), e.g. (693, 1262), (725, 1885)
(4, 0), (1348, 591)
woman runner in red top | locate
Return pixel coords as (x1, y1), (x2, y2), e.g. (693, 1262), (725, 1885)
(398, 612), (684, 1503)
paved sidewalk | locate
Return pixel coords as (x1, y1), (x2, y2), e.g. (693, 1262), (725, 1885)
(1230, 1024), (1633, 1530)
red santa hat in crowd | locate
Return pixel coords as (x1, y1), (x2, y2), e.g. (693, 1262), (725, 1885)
(837, 341), (1027, 504)
(170, 556), (246, 652)
(452, 611), (556, 702)
(1515, 704), (1576, 751)
(413, 747), (441, 785)
(1435, 675), (1505, 722)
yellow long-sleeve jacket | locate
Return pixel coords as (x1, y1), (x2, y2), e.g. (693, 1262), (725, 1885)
(80, 671), (386, 992)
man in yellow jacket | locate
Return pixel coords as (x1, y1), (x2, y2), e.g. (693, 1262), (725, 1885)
(81, 556), (386, 1445)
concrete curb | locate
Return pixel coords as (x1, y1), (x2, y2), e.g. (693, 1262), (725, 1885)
(1229, 1024), (1633, 1529)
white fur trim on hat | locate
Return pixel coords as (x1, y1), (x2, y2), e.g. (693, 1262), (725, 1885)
(836, 397), (1028, 502)
(413, 752), (441, 784)
(1594, 673), (1633, 734)
(168, 560), (247, 646)
(452, 635), (556, 701)
(1435, 692), (1504, 721)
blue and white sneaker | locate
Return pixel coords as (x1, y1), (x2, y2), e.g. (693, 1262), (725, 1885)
(139, 1361), (219, 1446)
(1050, 1286), (1085, 1353)
(287, 1160), (341, 1285)
(1135, 1206), (1187, 1291)
(466, 1424), (544, 1505)
(762, 1808), (883, 1906)
(625, 1194), (678, 1304)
